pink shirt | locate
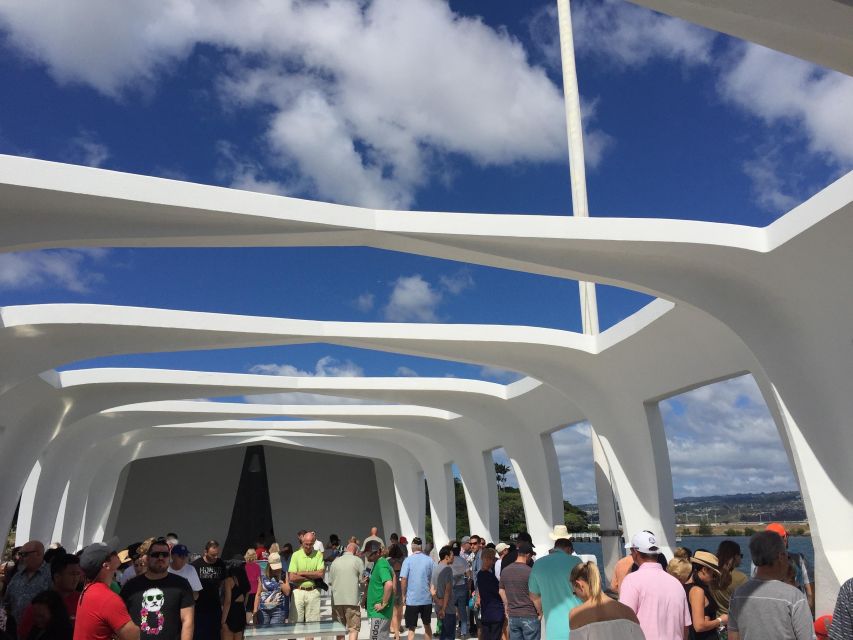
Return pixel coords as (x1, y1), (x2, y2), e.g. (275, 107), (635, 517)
(245, 561), (261, 594)
(619, 561), (690, 640)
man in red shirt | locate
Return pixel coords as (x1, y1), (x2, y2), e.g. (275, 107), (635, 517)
(74, 542), (140, 640)
(16, 553), (83, 638)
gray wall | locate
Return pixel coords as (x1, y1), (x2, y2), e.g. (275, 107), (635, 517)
(265, 447), (384, 549)
(110, 445), (385, 553)
(110, 447), (244, 552)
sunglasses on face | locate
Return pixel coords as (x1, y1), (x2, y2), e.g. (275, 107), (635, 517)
(149, 551), (170, 559)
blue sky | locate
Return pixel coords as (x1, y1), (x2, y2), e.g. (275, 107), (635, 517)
(1, 0), (851, 504)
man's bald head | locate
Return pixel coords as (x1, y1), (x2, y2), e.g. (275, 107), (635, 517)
(20, 540), (45, 572)
(370, 527), (379, 536)
(345, 543), (359, 554)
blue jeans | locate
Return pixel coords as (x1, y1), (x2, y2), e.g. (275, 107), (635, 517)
(508, 617), (540, 640)
(437, 608), (456, 640)
(453, 585), (469, 635)
(257, 603), (288, 626)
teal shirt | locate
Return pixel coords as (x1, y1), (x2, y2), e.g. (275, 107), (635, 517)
(528, 552), (582, 640)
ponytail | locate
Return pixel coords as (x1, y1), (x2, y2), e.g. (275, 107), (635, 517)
(570, 561), (604, 603)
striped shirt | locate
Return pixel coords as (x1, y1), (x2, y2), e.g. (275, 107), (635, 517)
(830, 578), (853, 640)
(729, 578), (814, 640)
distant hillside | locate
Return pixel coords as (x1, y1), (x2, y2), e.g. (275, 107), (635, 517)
(578, 491), (806, 525)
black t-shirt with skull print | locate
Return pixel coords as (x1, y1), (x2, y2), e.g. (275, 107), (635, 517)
(121, 573), (194, 640)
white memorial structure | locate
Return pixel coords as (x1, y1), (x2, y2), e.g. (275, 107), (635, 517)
(0, 0), (851, 614)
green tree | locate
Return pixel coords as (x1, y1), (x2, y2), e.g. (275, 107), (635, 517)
(697, 519), (713, 535)
(680, 527), (692, 536)
(724, 528), (742, 537)
(494, 462), (511, 491)
(743, 527), (756, 536)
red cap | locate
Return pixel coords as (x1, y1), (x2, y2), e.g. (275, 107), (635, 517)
(814, 614), (832, 638)
(766, 522), (788, 538)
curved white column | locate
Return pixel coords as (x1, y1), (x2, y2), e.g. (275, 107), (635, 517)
(590, 427), (622, 581)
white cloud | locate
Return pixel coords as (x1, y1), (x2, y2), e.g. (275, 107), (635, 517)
(354, 292), (375, 313)
(69, 131), (110, 167)
(533, 0), (853, 211)
(741, 152), (800, 212)
(438, 269), (474, 296)
(552, 422), (596, 504)
(660, 374), (797, 497)
(0, 0), (571, 208)
(382, 270), (475, 322)
(479, 365), (524, 383)
(383, 274), (441, 322)
(250, 356), (364, 378)
(718, 43), (853, 166)
(0, 249), (107, 292)
(243, 392), (372, 406)
(395, 366), (419, 377)
(529, 1), (714, 70)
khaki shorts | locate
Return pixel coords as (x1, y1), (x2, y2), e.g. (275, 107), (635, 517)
(293, 588), (321, 622)
(333, 605), (362, 633)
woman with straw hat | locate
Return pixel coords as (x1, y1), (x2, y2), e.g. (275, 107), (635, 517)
(685, 550), (727, 639)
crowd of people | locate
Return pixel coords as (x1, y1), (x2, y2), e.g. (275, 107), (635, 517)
(1, 521), (851, 640)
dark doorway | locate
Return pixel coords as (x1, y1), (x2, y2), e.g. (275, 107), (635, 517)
(223, 446), (275, 560)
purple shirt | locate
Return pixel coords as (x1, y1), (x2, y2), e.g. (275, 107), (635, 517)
(619, 561), (691, 640)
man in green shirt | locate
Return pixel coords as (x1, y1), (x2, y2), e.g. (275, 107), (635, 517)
(365, 541), (394, 640)
(288, 531), (326, 640)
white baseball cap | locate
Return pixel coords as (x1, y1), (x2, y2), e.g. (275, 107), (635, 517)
(629, 530), (659, 554)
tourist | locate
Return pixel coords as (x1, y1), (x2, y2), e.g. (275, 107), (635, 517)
(324, 535), (343, 567)
(120, 538), (194, 640)
(498, 542), (539, 640)
(118, 543), (144, 587)
(830, 576), (853, 639)
(73, 542), (138, 640)
(528, 533), (581, 640)
(666, 547), (692, 584)
(279, 543), (293, 570)
(242, 549), (260, 624)
(190, 540), (225, 640)
(15, 553), (82, 637)
(288, 531), (325, 639)
(467, 535), (483, 639)
(728, 530), (813, 640)
(710, 541), (747, 617)
(684, 550), (726, 639)
(363, 527), (385, 552)
(618, 530), (690, 640)
(328, 543), (363, 640)
(450, 542), (472, 639)
(4, 541), (50, 630)
(366, 541), (395, 640)
(25, 590), (73, 640)
(757, 523), (814, 615)
(475, 548), (503, 640)
(609, 546), (635, 595)
(252, 555), (290, 626)
(400, 537), (435, 640)
(432, 547), (455, 640)
(168, 546), (202, 600)
(220, 562), (250, 640)
(569, 561), (643, 639)
(493, 544), (510, 581)
(387, 541), (406, 640)
(165, 534), (180, 549)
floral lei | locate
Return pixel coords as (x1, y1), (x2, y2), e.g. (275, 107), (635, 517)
(140, 608), (164, 635)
